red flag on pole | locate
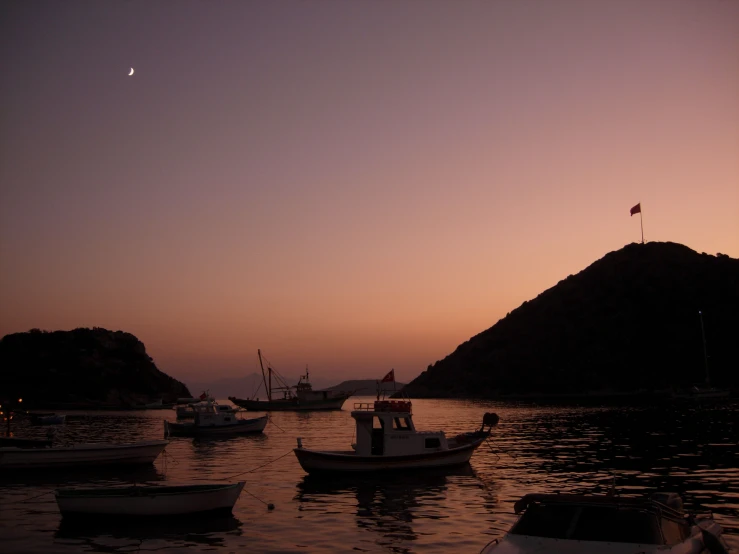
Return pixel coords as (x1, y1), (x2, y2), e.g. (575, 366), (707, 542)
(199, 392), (207, 400)
(630, 203), (641, 216)
(380, 369), (395, 383)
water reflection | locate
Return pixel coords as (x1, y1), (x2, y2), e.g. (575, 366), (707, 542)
(2, 399), (737, 553)
(0, 465), (164, 488)
(55, 513), (243, 551)
(296, 466), (478, 551)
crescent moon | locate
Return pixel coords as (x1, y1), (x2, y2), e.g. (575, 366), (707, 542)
(128, 68), (135, 76)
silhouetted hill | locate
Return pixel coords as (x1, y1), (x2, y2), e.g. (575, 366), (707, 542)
(402, 242), (739, 398)
(0, 327), (190, 408)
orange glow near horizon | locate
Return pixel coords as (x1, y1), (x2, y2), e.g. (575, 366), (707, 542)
(1, 1), (737, 385)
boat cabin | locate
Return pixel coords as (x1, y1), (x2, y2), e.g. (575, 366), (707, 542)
(351, 400), (448, 456)
(185, 401), (239, 427)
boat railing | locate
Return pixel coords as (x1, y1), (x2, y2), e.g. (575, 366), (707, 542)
(353, 401), (412, 413)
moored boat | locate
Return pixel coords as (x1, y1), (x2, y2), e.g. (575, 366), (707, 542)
(480, 492), (730, 554)
(293, 399), (499, 473)
(56, 481), (245, 517)
(228, 350), (353, 411)
(165, 398), (268, 437)
(0, 440), (169, 469)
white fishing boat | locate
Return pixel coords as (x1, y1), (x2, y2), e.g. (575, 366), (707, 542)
(0, 440), (168, 469)
(480, 492), (730, 554)
(293, 399), (499, 473)
(165, 398), (268, 437)
(229, 350), (354, 411)
(56, 481), (245, 517)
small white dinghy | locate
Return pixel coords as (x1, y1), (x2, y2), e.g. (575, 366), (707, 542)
(0, 440), (169, 469)
(56, 482), (246, 518)
(480, 492), (730, 554)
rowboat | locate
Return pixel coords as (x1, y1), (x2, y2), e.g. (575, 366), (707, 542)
(293, 399), (499, 473)
(0, 440), (168, 469)
(56, 482), (245, 517)
(165, 398), (268, 437)
(480, 492), (730, 554)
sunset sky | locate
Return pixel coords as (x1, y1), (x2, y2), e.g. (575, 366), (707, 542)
(2, 0), (737, 386)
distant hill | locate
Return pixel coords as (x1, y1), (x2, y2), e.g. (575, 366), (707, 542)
(187, 375), (405, 399)
(401, 242), (739, 398)
(0, 327), (190, 408)
(185, 373), (264, 400)
(322, 379), (408, 395)
(186, 372), (337, 400)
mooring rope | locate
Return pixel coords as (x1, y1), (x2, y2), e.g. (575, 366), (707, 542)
(221, 448), (295, 480)
(15, 489), (56, 504)
(266, 415), (286, 433)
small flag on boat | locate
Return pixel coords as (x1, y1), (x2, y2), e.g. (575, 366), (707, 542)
(199, 392), (207, 400)
(630, 203), (641, 216)
(380, 369), (395, 383)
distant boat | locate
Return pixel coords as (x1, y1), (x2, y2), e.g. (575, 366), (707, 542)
(229, 350), (353, 411)
(293, 399), (499, 473)
(480, 491), (729, 553)
(165, 398), (268, 437)
(672, 311), (730, 400)
(132, 399), (175, 410)
(30, 412), (66, 425)
(0, 440), (168, 469)
(56, 482), (245, 517)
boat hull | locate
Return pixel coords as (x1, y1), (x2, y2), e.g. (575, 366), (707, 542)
(0, 437), (53, 448)
(164, 415), (268, 437)
(56, 482), (245, 517)
(481, 518), (726, 554)
(0, 440), (168, 469)
(229, 395), (350, 411)
(294, 437), (486, 473)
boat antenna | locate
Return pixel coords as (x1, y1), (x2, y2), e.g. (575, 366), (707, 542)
(699, 311), (710, 386)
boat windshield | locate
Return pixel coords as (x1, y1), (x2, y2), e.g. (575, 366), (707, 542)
(510, 503), (664, 544)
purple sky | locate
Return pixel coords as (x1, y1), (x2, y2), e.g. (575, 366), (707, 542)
(2, 0), (737, 385)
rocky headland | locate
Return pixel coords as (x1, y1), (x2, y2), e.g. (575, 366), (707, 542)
(0, 327), (190, 409)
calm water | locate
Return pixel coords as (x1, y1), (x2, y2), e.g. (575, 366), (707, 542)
(1, 397), (737, 553)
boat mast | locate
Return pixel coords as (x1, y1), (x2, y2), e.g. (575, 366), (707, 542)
(258, 349), (272, 401)
(699, 311), (710, 386)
